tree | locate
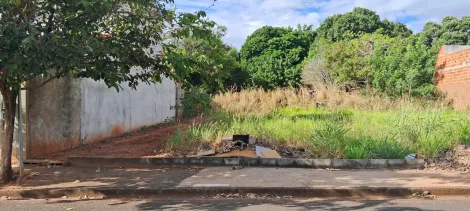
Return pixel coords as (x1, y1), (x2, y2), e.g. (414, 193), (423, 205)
(421, 22), (443, 46)
(240, 26), (314, 89)
(316, 33), (396, 85)
(166, 25), (247, 93)
(0, 0), (211, 183)
(314, 32), (437, 96)
(316, 7), (412, 42)
(441, 16), (470, 45)
(369, 35), (437, 96)
(421, 16), (470, 47)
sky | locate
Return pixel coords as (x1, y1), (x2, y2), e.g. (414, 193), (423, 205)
(174, 0), (470, 48)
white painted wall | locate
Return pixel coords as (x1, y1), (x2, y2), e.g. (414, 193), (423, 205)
(80, 73), (176, 142)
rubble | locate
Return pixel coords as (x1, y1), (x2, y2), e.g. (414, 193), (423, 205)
(212, 134), (309, 159)
(196, 149), (216, 157)
(196, 193), (287, 199)
(256, 146), (272, 158)
(411, 191), (436, 199)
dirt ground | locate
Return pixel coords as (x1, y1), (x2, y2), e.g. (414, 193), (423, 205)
(40, 118), (203, 161)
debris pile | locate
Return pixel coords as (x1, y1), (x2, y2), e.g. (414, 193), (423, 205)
(196, 193), (293, 199)
(192, 134), (309, 159)
(193, 134), (284, 158)
(411, 191), (436, 199)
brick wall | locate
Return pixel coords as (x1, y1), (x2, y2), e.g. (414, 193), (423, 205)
(435, 45), (470, 109)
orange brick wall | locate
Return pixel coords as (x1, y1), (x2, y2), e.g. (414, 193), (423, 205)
(435, 46), (470, 109)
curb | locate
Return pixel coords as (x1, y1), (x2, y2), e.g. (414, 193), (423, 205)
(1, 187), (469, 199)
(67, 157), (425, 169)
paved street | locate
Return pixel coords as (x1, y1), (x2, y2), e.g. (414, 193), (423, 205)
(1, 197), (470, 211)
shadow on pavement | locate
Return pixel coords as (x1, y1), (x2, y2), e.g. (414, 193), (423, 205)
(134, 199), (437, 211)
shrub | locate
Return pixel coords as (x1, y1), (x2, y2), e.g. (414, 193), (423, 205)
(181, 89), (212, 117)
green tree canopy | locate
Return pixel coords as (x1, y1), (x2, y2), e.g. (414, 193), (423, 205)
(421, 16), (470, 46)
(240, 25), (315, 89)
(0, 0), (212, 183)
(316, 7), (412, 42)
(166, 25), (246, 93)
(315, 33), (437, 96)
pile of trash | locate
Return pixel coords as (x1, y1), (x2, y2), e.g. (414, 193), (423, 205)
(194, 134), (290, 158)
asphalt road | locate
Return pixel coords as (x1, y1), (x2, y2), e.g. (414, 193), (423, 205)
(1, 197), (470, 211)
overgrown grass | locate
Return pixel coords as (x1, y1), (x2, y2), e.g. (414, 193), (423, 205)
(168, 88), (470, 159)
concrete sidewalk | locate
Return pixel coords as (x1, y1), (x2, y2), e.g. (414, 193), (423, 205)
(178, 167), (470, 188)
(1, 165), (470, 198)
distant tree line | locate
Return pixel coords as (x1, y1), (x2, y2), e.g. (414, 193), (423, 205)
(177, 7), (469, 96)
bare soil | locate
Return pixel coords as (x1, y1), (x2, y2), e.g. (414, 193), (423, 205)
(40, 118), (203, 161)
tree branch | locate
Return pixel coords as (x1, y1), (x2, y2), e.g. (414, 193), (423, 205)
(47, 7), (55, 33)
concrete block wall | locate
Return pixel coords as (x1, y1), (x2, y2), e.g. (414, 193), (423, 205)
(26, 74), (176, 158)
(26, 76), (81, 158)
(435, 45), (470, 109)
(79, 76), (176, 143)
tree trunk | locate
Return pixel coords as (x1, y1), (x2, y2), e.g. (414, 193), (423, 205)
(0, 89), (17, 184)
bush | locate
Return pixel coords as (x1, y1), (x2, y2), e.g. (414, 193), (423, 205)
(313, 32), (438, 97)
(180, 89), (212, 117)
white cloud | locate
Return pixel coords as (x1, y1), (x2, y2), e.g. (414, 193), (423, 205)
(175, 0), (470, 48)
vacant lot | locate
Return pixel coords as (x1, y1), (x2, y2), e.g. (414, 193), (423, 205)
(167, 88), (470, 159)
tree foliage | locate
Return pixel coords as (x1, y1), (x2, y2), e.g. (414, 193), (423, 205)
(240, 25), (314, 89)
(0, 0), (212, 183)
(421, 16), (470, 46)
(316, 7), (412, 42)
(166, 25), (246, 93)
(369, 35), (437, 96)
(316, 34), (396, 85)
(315, 33), (437, 96)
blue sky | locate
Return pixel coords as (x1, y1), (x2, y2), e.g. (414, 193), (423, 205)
(174, 0), (470, 48)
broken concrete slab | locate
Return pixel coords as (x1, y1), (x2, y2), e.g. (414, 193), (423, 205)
(256, 146), (272, 158)
(196, 149), (216, 157)
(215, 149), (258, 158)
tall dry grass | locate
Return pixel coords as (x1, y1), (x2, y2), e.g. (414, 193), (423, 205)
(313, 86), (452, 111)
(213, 86), (452, 116)
(212, 88), (314, 116)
